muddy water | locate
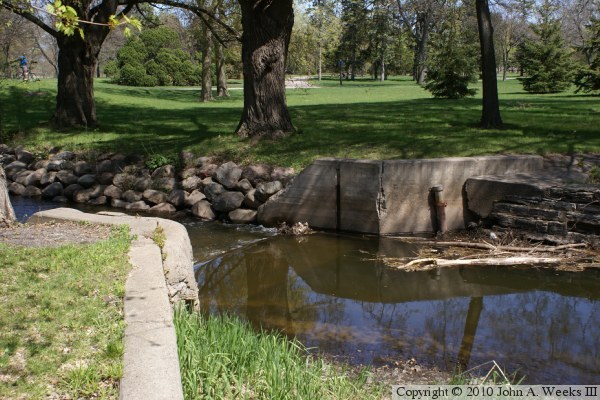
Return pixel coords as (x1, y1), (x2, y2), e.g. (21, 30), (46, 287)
(185, 221), (600, 384)
(10, 198), (600, 383)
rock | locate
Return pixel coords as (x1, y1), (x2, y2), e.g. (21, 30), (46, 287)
(0, 154), (15, 165)
(236, 178), (254, 194)
(212, 191), (245, 213)
(98, 172), (115, 185)
(52, 151), (76, 161)
(229, 209), (258, 224)
(126, 201), (150, 211)
(47, 159), (73, 172)
(214, 161), (243, 189)
(104, 185), (123, 199)
(134, 176), (152, 192)
(40, 171), (57, 186)
(113, 173), (136, 190)
(243, 189), (262, 209)
(194, 156), (214, 168)
(52, 196), (69, 203)
(180, 151), (196, 164)
(255, 181), (283, 203)
(168, 189), (188, 208)
(149, 203), (177, 214)
(78, 174), (97, 188)
(23, 168), (45, 186)
(56, 170), (79, 186)
(151, 164), (176, 179)
(8, 182), (25, 195)
(152, 177), (178, 192)
(122, 190), (143, 203)
(16, 150), (34, 164)
(111, 198), (129, 209)
(4, 161), (27, 179)
(96, 159), (113, 173)
(125, 153), (144, 165)
(143, 189), (168, 205)
(198, 163), (218, 178)
(204, 182), (225, 202)
(33, 160), (50, 170)
(88, 196), (108, 206)
(14, 170), (33, 185)
(42, 182), (64, 199)
(271, 167), (295, 184)
(64, 184), (83, 199)
(111, 155), (127, 172)
(89, 185), (106, 199)
(22, 185), (42, 197)
(0, 144), (9, 154)
(192, 200), (216, 220)
(185, 190), (206, 207)
(242, 164), (273, 185)
(182, 176), (202, 192)
(180, 167), (198, 179)
(74, 161), (93, 175)
(74, 188), (95, 203)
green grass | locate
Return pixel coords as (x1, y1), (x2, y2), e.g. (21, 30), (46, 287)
(0, 76), (598, 170)
(174, 307), (385, 400)
(0, 225), (132, 399)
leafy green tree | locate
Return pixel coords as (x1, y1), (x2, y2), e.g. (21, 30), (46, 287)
(518, 1), (574, 93)
(337, 0), (369, 79)
(424, 0), (478, 98)
(574, 18), (600, 94)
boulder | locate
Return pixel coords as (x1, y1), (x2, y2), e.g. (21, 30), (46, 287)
(212, 191), (245, 213)
(33, 160), (50, 170)
(143, 189), (168, 205)
(149, 203), (177, 214)
(64, 184), (84, 199)
(228, 209), (258, 224)
(152, 177), (178, 192)
(98, 172), (115, 185)
(42, 182), (64, 199)
(4, 161), (27, 179)
(192, 200), (216, 220)
(185, 190), (206, 207)
(214, 161), (242, 189)
(16, 150), (34, 165)
(88, 196), (108, 206)
(47, 159), (73, 172)
(0, 144), (9, 154)
(200, 177), (213, 189)
(180, 167), (198, 179)
(113, 173), (136, 190)
(242, 164), (273, 185)
(167, 189), (188, 208)
(111, 198), (129, 209)
(52, 151), (76, 161)
(151, 164), (176, 179)
(182, 176), (202, 192)
(56, 170), (79, 186)
(74, 188), (95, 203)
(243, 189), (262, 210)
(122, 190), (143, 203)
(78, 174), (97, 188)
(134, 176), (152, 192)
(0, 154), (15, 165)
(23, 168), (46, 187)
(8, 182), (25, 195)
(89, 185), (106, 199)
(198, 163), (218, 178)
(255, 181), (283, 203)
(14, 170), (33, 185)
(96, 159), (113, 173)
(204, 182), (225, 202)
(194, 156), (214, 168)
(126, 201), (150, 211)
(236, 178), (254, 194)
(40, 171), (57, 186)
(74, 161), (93, 176)
(22, 185), (42, 197)
(271, 167), (295, 184)
(104, 185), (123, 199)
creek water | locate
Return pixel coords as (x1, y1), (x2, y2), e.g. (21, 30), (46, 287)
(11, 197), (600, 383)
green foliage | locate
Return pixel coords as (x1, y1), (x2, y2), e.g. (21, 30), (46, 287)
(145, 152), (175, 170)
(518, 3), (574, 93)
(424, 1), (478, 99)
(114, 26), (198, 87)
(103, 59), (119, 79)
(574, 18), (600, 95)
(174, 307), (384, 399)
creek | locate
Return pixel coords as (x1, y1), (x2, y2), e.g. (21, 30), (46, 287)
(11, 196), (600, 384)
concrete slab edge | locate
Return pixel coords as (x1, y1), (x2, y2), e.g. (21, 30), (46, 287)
(28, 208), (188, 400)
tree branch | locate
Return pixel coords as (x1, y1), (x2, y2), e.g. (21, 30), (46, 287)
(1, 3), (58, 38)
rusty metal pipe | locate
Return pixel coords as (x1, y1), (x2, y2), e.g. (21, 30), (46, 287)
(431, 184), (447, 234)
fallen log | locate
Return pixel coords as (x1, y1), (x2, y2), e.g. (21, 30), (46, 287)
(395, 256), (563, 271)
(408, 241), (587, 253)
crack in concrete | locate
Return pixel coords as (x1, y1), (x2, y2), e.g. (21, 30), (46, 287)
(376, 161), (387, 223)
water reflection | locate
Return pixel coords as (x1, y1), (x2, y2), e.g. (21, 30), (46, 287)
(194, 231), (600, 384)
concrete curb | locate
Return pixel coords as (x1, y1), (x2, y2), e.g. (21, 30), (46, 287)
(29, 208), (193, 400)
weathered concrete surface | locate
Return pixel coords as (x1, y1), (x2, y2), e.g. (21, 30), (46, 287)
(28, 208), (189, 400)
(258, 156), (544, 234)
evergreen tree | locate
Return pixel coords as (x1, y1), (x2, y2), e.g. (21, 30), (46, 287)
(518, 1), (574, 93)
(337, 0), (369, 79)
(574, 18), (600, 94)
(424, 0), (478, 99)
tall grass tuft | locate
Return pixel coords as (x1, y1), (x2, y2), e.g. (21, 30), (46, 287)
(174, 307), (385, 400)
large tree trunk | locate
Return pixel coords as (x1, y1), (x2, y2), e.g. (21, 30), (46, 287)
(235, 0), (294, 139)
(413, 14), (431, 85)
(201, 25), (214, 102)
(215, 42), (229, 97)
(52, 33), (104, 128)
(476, 0), (503, 129)
(0, 166), (16, 227)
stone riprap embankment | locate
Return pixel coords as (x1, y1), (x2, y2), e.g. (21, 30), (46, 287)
(0, 144), (294, 224)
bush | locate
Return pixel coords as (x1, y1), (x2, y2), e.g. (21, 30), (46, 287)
(119, 63), (157, 87)
(574, 18), (600, 95)
(104, 60), (119, 80)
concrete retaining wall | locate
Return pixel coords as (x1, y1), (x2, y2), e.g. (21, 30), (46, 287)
(259, 156), (544, 234)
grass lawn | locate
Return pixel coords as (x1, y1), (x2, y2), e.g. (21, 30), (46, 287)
(0, 225), (132, 399)
(0, 76), (598, 169)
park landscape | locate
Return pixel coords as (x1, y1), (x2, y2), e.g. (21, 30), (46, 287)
(1, 0), (600, 399)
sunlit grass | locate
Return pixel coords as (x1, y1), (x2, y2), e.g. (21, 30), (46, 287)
(0, 76), (598, 170)
(0, 225), (132, 399)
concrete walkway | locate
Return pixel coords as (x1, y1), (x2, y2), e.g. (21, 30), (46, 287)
(29, 208), (194, 400)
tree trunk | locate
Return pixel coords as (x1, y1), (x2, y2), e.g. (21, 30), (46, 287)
(215, 42), (229, 97)
(413, 15), (430, 85)
(52, 33), (103, 128)
(476, 0), (503, 129)
(0, 166), (16, 227)
(236, 0), (294, 139)
(201, 26), (214, 102)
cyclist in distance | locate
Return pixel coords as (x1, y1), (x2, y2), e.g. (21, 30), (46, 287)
(18, 54), (28, 81)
